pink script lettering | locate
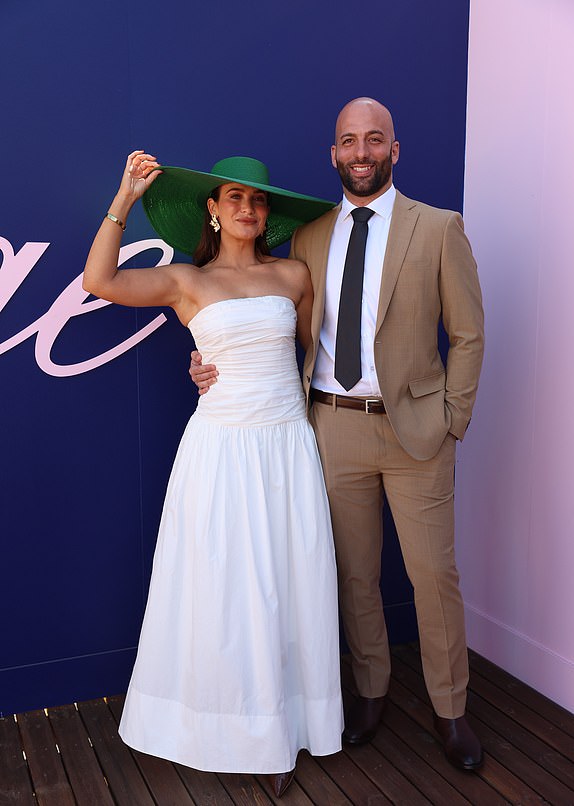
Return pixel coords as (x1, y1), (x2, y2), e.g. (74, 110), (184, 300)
(0, 236), (173, 377)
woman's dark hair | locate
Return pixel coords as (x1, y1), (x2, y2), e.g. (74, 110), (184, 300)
(193, 186), (271, 267)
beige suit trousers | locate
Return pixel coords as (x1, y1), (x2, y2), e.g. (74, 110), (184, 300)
(309, 398), (469, 719)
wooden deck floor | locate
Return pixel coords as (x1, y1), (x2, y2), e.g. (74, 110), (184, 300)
(2, 645), (574, 805)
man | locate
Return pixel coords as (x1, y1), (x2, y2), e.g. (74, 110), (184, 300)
(192, 97), (484, 770)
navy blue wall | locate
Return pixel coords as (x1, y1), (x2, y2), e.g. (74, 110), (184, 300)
(0, 0), (470, 714)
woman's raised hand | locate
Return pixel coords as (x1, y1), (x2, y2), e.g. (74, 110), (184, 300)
(119, 150), (162, 202)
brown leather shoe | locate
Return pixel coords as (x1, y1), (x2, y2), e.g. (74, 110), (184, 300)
(343, 695), (386, 744)
(270, 768), (296, 797)
(433, 713), (484, 770)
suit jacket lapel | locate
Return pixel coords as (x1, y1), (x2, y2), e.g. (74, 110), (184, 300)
(375, 190), (419, 333)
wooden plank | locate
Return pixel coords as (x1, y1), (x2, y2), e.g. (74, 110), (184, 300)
(200, 768), (270, 806)
(255, 766), (315, 805)
(0, 715), (35, 805)
(281, 750), (352, 805)
(17, 711), (74, 806)
(372, 723), (472, 805)
(78, 699), (155, 805)
(342, 741), (430, 806)
(104, 695), (125, 721)
(131, 752), (197, 806)
(469, 649), (574, 740)
(342, 658), (506, 806)
(471, 699), (574, 796)
(469, 648), (574, 738)
(391, 647), (566, 804)
(462, 667), (574, 780)
(176, 765), (236, 805)
(315, 749), (392, 804)
(396, 644), (574, 794)
(48, 704), (114, 806)
(371, 704), (475, 806)
(214, 772), (272, 805)
(7, 646), (573, 806)
(107, 696), (194, 804)
(387, 695), (540, 805)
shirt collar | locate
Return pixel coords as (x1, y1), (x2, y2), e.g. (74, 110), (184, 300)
(340, 184), (396, 221)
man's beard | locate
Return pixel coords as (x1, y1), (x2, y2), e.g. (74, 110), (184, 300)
(336, 149), (393, 197)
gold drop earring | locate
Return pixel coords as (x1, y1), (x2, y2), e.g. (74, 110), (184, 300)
(209, 212), (221, 233)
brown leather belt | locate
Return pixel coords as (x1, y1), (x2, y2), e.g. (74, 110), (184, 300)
(311, 389), (386, 414)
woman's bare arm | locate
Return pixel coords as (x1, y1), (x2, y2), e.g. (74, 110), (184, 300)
(293, 261), (313, 352)
(83, 150), (182, 309)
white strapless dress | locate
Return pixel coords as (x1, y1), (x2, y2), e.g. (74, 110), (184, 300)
(119, 295), (343, 773)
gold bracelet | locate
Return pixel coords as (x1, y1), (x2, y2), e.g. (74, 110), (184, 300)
(105, 212), (126, 231)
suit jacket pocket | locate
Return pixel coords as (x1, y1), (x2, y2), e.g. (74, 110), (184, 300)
(408, 371), (446, 398)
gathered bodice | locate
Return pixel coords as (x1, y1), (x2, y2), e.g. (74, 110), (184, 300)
(189, 296), (305, 426)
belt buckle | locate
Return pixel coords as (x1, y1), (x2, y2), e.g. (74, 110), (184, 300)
(365, 399), (380, 414)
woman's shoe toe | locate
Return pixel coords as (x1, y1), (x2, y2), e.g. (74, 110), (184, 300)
(270, 768), (296, 797)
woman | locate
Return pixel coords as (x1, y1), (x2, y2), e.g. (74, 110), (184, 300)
(83, 151), (343, 797)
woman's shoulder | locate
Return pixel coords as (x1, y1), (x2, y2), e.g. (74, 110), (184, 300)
(164, 261), (207, 279)
(266, 256), (308, 274)
(270, 257), (311, 300)
(159, 260), (194, 272)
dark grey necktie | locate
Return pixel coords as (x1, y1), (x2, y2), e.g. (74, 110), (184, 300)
(334, 207), (375, 390)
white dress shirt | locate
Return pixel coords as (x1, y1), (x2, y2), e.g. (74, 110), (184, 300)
(312, 184), (396, 396)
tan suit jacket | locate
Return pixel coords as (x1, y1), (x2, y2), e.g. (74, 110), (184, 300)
(290, 190), (484, 461)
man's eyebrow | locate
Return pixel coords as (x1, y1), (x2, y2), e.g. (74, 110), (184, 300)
(338, 129), (386, 140)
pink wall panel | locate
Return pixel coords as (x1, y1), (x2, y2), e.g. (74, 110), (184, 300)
(460, 0), (574, 712)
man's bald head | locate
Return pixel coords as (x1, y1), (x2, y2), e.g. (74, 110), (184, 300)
(331, 97), (399, 205)
(335, 98), (396, 143)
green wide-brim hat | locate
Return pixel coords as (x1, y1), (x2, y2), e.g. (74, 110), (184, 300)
(142, 156), (335, 256)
